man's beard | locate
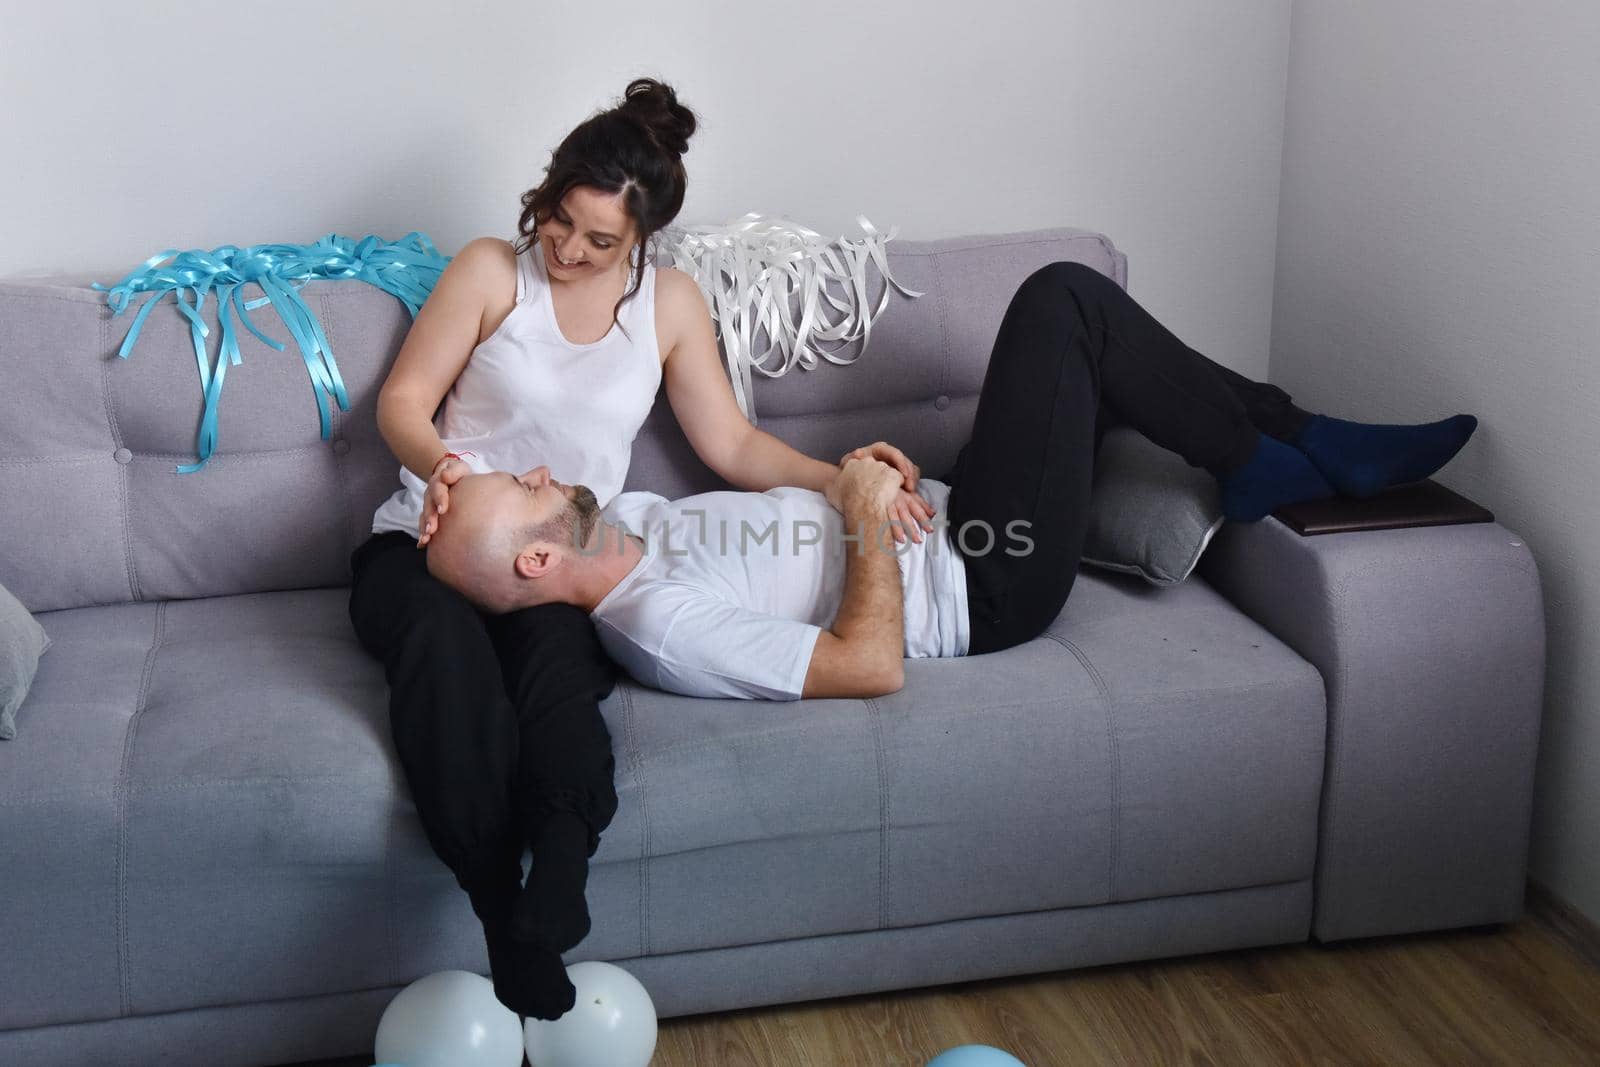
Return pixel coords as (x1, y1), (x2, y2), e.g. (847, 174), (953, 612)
(566, 484), (601, 548)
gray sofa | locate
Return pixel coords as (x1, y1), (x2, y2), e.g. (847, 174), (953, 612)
(0, 228), (1546, 1066)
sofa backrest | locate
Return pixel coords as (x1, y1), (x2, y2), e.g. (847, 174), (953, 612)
(0, 227), (1125, 612)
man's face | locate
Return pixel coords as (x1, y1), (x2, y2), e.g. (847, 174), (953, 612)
(447, 465), (601, 552)
(494, 465), (581, 530)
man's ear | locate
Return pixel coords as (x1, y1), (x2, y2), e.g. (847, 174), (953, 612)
(513, 543), (559, 580)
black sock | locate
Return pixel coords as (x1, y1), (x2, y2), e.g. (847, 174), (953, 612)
(483, 914), (577, 1020)
(510, 812), (593, 952)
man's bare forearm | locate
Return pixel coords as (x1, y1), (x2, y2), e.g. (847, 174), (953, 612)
(831, 500), (904, 676)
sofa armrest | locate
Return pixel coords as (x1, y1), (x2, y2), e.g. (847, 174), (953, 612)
(1196, 512), (1546, 941)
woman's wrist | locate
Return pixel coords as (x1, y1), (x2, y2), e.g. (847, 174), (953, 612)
(430, 450), (474, 477)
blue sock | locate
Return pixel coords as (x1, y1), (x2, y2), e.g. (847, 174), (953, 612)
(1216, 432), (1339, 522)
(1291, 413), (1478, 498)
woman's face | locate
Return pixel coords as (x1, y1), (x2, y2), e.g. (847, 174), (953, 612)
(536, 186), (639, 280)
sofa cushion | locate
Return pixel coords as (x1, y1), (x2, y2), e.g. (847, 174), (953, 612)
(618, 564), (1325, 958)
(0, 569), (1324, 1026)
(0, 593), (408, 1027)
(1080, 425), (1227, 585)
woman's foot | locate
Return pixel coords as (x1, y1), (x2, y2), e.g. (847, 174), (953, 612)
(462, 854), (576, 1018)
(1291, 413), (1478, 498)
(1216, 431), (1340, 522)
(484, 914), (578, 1020)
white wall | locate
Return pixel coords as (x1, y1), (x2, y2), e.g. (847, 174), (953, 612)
(1273, 2), (1600, 922)
(0, 0), (1292, 378)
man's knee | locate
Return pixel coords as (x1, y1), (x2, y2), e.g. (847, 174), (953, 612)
(1022, 260), (1112, 301)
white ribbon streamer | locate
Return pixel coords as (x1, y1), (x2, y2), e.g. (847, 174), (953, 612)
(656, 213), (925, 423)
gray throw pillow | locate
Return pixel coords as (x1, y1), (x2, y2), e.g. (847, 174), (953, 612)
(1, 579), (51, 739)
(1080, 425), (1225, 586)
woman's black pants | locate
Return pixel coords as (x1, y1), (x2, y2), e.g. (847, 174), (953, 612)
(347, 531), (619, 901)
(944, 261), (1316, 655)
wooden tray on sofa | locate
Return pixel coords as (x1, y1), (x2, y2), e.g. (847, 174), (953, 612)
(1272, 478), (1494, 535)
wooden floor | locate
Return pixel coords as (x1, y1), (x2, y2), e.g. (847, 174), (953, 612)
(296, 892), (1600, 1066)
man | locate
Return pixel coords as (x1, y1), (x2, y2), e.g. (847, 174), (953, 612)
(425, 262), (1477, 699)
(425, 454), (969, 699)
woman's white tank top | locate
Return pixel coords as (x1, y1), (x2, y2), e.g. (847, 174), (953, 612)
(370, 238), (663, 536)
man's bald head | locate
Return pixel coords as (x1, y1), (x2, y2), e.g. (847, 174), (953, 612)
(424, 471), (600, 614)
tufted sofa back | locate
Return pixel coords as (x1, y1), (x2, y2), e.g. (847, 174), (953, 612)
(0, 228), (1124, 612)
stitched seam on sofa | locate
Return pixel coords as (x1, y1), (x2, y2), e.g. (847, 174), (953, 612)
(115, 602), (166, 1017)
(320, 292), (362, 561)
(630, 696), (1078, 761)
(0, 288), (126, 306)
(1311, 561), (1349, 933)
(757, 395), (980, 424)
(866, 696), (890, 931)
(618, 876), (1308, 963)
(0, 454), (130, 468)
(1048, 605), (1297, 636)
(1, 789), (119, 806)
(382, 762), (401, 989)
(931, 247), (952, 402)
(623, 828), (884, 865)
(618, 681), (651, 957)
(96, 443), (338, 462)
(884, 233), (1118, 258)
(1041, 631), (1120, 901)
(130, 775), (394, 793)
(100, 311), (141, 602)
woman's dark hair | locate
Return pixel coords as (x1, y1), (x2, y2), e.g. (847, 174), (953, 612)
(513, 77), (697, 341)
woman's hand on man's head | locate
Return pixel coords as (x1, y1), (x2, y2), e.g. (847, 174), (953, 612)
(417, 455), (473, 547)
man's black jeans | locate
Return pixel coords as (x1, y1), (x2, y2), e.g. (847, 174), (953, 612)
(347, 531), (619, 901)
(944, 261), (1314, 655)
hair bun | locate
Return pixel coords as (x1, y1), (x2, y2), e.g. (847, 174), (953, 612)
(619, 77), (696, 157)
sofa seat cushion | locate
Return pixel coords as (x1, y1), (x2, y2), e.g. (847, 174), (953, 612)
(591, 565), (1327, 957)
(0, 590), (424, 1027)
(1, 569), (1325, 1025)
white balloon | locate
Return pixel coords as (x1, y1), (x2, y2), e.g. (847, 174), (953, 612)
(523, 961), (658, 1067)
(374, 969), (525, 1067)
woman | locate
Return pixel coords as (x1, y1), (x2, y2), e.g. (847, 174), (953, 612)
(347, 77), (930, 1022)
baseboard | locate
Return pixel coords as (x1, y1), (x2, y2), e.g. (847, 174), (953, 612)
(1526, 877), (1600, 969)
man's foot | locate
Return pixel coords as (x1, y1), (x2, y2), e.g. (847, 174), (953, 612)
(510, 812), (593, 952)
(1290, 413), (1478, 498)
(1216, 431), (1340, 522)
(484, 915), (577, 1020)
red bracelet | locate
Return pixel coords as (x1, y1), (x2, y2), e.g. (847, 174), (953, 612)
(432, 450), (476, 475)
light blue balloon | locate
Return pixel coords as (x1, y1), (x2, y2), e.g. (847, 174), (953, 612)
(927, 1045), (1028, 1067)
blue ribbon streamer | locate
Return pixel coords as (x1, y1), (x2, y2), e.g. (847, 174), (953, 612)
(93, 232), (450, 472)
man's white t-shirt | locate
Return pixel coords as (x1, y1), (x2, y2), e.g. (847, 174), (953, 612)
(590, 480), (969, 701)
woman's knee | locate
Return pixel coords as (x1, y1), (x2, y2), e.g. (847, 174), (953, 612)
(353, 558), (487, 661)
(492, 604), (616, 695)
